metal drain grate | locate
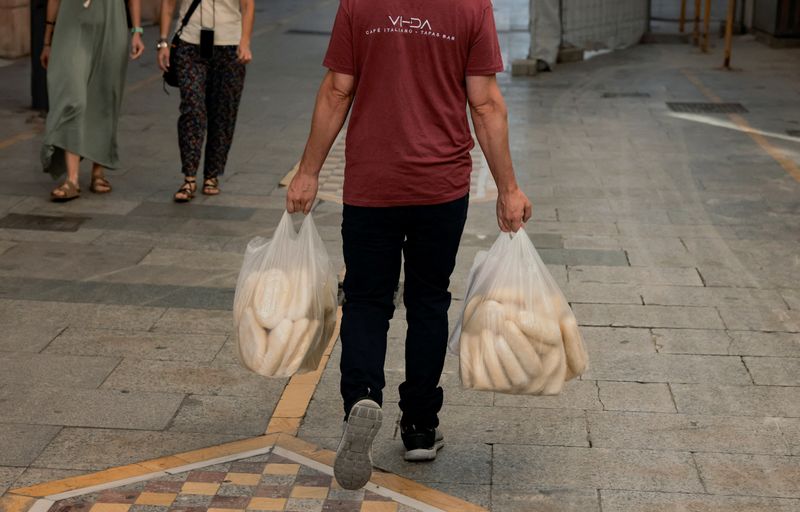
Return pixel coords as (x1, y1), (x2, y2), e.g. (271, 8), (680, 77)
(286, 29), (332, 36)
(666, 102), (748, 114)
(0, 213), (87, 232)
(602, 92), (651, 98)
(786, 129), (800, 137)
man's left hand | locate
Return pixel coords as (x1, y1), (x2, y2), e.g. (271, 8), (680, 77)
(286, 171), (319, 214)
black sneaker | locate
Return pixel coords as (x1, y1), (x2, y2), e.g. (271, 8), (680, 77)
(333, 399), (382, 490)
(401, 424), (445, 462)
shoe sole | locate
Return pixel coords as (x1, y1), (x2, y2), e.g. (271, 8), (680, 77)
(404, 439), (445, 462)
(334, 399), (382, 490)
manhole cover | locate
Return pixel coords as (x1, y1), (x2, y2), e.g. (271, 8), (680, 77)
(0, 213), (87, 232)
(666, 102), (748, 113)
(602, 92), (650, 98)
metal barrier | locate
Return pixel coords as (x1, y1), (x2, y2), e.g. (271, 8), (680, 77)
(677, 0), (738, 68)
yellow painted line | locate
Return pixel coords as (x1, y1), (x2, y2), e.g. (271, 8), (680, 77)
(0, 129), (40, 150)
(124, 72), (163, 94)
(0, 494), (36, 512)
(273, 434), (488, 512)
(265, 307), (342, 434)
(682, 69), (800, 182)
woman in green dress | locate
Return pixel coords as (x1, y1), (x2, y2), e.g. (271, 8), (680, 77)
(41, 0), (145, 201)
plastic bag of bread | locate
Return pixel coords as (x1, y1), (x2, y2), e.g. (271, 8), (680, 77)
(233, 212), (338, 378)
(449, 229), (588, 395)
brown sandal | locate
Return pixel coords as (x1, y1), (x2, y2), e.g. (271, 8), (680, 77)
(51, 180), (81, 202)
(174, 177), (197, 203)
(202, 177), (220, 196)
(90, 176), (112, 194)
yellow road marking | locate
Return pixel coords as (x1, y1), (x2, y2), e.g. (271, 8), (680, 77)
(682, 69), (800, 182)
(0, 129), (40, 150)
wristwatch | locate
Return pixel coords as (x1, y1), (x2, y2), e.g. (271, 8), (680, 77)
(156, 38), (169, 50)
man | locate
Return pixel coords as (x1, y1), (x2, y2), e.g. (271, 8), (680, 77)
(287, 0), (531, 490)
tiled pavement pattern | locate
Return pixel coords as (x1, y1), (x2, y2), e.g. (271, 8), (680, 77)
(27, 449), (429, 512)
(1, 0), (800, 510)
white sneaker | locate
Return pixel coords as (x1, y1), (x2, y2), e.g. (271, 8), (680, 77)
(333, 399), (382, 490)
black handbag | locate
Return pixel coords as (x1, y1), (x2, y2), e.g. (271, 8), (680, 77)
(164, 0), (203, 88)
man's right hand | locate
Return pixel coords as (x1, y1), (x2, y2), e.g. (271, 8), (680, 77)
(496, 187), (532, 233)
(286, 171), (319, 214)
(158, 47), (170, 72)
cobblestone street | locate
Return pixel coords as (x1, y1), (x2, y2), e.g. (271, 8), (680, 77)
(1, 0), (799, 510)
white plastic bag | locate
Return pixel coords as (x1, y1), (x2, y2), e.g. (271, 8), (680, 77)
(233, 212), (338, 378)
(449, 229), (588, 395)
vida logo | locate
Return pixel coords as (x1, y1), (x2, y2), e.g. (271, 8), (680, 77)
(388, 15), (433, 30)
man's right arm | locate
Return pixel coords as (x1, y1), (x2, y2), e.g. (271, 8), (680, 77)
(287, 70), (355, 214)
(467, 74), (531, 232)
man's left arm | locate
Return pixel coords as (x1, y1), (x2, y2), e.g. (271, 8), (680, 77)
(238, 0), (254, 63)
(287, 71), (355, 214)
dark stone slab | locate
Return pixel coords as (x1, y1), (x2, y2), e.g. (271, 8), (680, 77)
(0, 276), (233, 310)
(128, 202), (256, 221)
(0, 213), (87, 232)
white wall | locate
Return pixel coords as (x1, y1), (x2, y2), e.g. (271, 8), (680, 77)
(561, 0), (649, 50)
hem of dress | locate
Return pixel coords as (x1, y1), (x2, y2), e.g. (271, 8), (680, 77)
(42, 142), (121, 179)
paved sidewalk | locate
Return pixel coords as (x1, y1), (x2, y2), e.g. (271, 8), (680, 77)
(1, 0), (800, 510)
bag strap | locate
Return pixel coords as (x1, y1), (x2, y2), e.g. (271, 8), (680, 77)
(176, 0), (203, 36)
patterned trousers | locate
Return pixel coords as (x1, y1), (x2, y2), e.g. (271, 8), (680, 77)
(174, 40), (246, 179)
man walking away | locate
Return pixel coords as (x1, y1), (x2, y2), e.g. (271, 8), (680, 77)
(286, 0), (531, 490)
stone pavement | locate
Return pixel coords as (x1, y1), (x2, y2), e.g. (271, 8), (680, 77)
(2, 0), (800, 510)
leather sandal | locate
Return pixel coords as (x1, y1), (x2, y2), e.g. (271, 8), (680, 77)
(174, 176), (197, 203)
(51, 180), (81, 202)
(202, 177), (220, 196)
(90, 175), (112, 194)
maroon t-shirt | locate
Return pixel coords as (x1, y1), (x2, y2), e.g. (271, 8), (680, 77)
(323, 0), (504, 206)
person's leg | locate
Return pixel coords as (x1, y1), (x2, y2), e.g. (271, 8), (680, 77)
(176, 42), (207, 180)
(335, 203), (405, 490)
(202, 46), (246, 189)
(89, 162), (111, 193)
(340, 204), (405, 416)
(399, 195), (469, 430)
(50, 150), (81, 200)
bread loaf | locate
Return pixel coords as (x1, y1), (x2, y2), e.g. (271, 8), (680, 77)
(237, 306), (268, 372)
(253, 269), (291, 329)
(234, 272), (260, 324)
(560, 314), (588, 380)
(481, 330), (512, 390)
(285, 269), (311, 320)
(494, 335), (529, 389)
(258, 318), (293, 375)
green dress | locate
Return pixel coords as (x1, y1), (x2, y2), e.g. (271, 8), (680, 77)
(42, 0), (129, 178)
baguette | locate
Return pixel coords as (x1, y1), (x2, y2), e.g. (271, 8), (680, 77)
(467, 300), (506, 335)
(285, 269), (311, 320)
(481, 330), (512, 391)
(517, 309), (562, 348)
(299, 319), (324, 372)
(237, 306), (268, 373)
(258, 317), (293, 376)
(459, 333), (475, 388)
(501, 320), (543, 379)
(233, 272), (260, 324)
(468, 333), (493, 390)
(560, 314), (588, 380)
(494, 335), (529, 390)
(253, 269), (291, 329)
